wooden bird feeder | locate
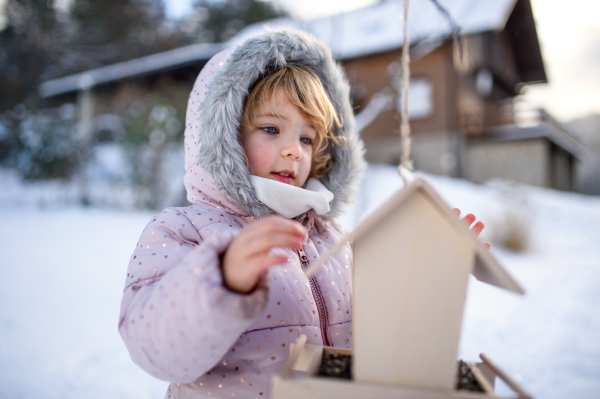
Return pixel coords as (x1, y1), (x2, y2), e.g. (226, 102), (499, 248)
(272, 177), (532, 398)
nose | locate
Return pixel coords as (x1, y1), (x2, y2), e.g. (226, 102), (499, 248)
(281, 138), (302, 160)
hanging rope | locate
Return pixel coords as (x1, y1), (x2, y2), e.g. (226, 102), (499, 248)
(429, 0), (463, 68)
(397, 0), (415, 184)
(400, 0), (412, 174)
(398, 0), (463, 183)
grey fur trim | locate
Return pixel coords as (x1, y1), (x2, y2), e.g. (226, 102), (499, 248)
(199, 29), (366, 221)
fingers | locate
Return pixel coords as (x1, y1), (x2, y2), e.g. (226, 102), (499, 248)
(239, 216), (307, 255)
(483, 242), (491, 250)
(471, 221), (485, 237)
(222, 216), (305, 294)
(454, 208), (487, 240)
(246, 215), (307, 239)
(461, 213), (476, 228)
(222, 250), (289, 294)
(454, 208), (477, 228)
(246, 233), (303, 255)
(250, 254), (290, 274)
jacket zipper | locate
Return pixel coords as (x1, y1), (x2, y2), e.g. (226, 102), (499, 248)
(297, 246), (331, 347)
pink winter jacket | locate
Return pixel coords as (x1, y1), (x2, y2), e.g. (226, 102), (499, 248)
(118, 30), (366, 399)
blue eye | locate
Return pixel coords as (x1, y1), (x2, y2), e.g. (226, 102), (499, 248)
(300, 137), (313, 145)
(262, 126), (278, 134)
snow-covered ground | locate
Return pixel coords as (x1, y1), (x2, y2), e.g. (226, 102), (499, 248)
(0, 164), (599, 398)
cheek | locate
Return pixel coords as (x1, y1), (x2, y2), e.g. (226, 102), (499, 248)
(298, 148), (313, 180)
(243, 136), (275, 173)
(305, 148), (313, 169)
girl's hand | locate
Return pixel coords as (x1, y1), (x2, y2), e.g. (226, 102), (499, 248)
(222, 216), (307, 294)
(453, 208), (491, 250)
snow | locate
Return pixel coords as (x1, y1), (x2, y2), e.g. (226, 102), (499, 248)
(0, 206), (167, 399)
(230, 0), (516, 60)
(1, 164), (599, 398)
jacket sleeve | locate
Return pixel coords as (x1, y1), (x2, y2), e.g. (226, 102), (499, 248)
(118, 208), (269, 383)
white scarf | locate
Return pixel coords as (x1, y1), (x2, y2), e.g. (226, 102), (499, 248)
(250, 176), (334, 218)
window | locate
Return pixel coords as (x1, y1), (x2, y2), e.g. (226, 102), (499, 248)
(396, 77), (434, 120)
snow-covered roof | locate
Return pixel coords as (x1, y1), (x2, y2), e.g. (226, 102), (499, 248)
(40, 0), (524, 97)
(230, 0), (518, 60)
(39, 42), (225, 98)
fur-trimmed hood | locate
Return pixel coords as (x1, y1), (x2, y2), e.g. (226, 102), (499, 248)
(183, 29), (366, 220)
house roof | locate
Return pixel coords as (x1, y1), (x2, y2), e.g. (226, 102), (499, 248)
(230, 0), (519, 60)
(38, 42), (225, 98)
(505, 0), (547, 84)
(40, 0), (545, 98)
(306, 177), (525, 295)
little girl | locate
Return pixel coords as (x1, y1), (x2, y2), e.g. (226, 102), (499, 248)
(118, 30), (366, 398)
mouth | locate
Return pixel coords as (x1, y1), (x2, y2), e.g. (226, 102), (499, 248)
(271, 170), (295, 184)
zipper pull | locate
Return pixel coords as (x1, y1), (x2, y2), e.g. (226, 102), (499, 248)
(297, 247), (309, 263)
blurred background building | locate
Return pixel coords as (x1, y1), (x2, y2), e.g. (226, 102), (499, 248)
(1, 0), (599, 210)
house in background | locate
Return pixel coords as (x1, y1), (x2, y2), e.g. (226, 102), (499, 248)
(39, 42), (226, 142)
(568, 114), (600, 194)
(39, 0), (584, 191)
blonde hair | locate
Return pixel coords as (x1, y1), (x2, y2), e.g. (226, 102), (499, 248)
(241, 64), (345, 178)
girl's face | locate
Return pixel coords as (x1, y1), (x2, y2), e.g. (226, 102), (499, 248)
(240, 87), (316, 188)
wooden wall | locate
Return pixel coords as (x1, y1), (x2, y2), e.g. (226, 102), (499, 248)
(341, 31), (523, 175)
(464, 138), (550, 187)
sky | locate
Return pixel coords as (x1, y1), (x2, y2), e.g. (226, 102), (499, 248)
(520, 0), (600, 122)
(164, 0), (600, 123)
